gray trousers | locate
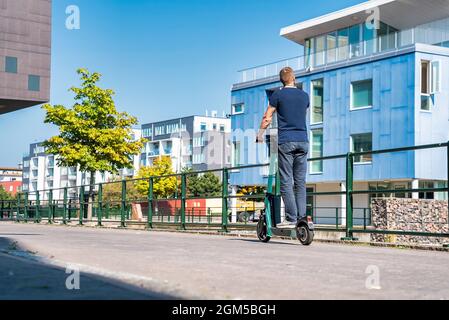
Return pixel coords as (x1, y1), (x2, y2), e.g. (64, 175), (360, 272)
(278, 142), (309, 222)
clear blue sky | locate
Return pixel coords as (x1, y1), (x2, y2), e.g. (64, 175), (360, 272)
(0, 0), (362, 167)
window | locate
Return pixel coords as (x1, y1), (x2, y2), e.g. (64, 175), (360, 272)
(351, 133), (373, 164)
(28, 75), (40, 91)
(5, 56), (18, 73)
(349, 25), (361, 58)
(200, 123), (207, 132)
(311, 79), (324, 124)
(233, 141), (241, 167)
(421, 60), (441, 111)
(351, 80), (373, 109)
(337, 28), (349, 61)
(232, 103), (245, 115)
(314, 36), (326, 66)
(213, 124), (217, 131)
(310, 129), (323, 174)
(220, 124), (225, 132)
(326, 33), (337, 64)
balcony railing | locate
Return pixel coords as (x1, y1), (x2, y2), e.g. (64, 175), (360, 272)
(237, 23), (449, 84)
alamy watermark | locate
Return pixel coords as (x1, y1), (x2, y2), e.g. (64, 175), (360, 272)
(65, 265), (81, 290)
(66, 5), (81, 30)
(365, 265), (382, 290)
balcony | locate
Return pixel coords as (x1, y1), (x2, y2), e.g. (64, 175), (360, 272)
(237, 21), (449, 84)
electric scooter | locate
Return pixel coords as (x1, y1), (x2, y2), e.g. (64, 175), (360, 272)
(256, 133), (314, 246)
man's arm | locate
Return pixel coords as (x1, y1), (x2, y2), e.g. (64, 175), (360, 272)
(256, 106), (276, 143)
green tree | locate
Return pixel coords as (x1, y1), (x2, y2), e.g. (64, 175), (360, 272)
(42, 69), (146, 217)
(136, 156), (177, 199)
(0, 185), (14, 201)
(102, 177), (141, 208)
(183, 169), (221, 197)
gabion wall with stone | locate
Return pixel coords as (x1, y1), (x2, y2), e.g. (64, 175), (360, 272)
(371, 199), (449, 245)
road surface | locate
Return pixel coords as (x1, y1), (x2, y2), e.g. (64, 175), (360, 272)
(1, 222), (448, 300)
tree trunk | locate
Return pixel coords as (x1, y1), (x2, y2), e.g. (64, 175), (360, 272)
(87, 171), (96, 220)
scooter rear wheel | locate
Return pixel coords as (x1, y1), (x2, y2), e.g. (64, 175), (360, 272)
(257, 215), (271, 243)
(296, 224), (314, 246)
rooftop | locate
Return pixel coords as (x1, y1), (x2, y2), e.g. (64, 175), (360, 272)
(281, 0), (449, 45)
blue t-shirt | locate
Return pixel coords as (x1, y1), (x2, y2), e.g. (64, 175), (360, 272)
(269, 87), (310, 144)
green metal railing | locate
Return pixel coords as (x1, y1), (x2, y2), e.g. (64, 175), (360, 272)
(2, 142), (449, 241)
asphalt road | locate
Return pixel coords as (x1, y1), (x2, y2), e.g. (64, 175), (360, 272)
(1, 222), (448, 300)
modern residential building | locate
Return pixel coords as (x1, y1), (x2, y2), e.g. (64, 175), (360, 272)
(141, 113), (232, 173)
(21, 129), (142, 200)
(0, 0), (52, 114)
(0, 167), (22, 195)
(231, 0), (449, 223)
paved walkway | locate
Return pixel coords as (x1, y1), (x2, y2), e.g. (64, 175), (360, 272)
(1, 222), (449, 300)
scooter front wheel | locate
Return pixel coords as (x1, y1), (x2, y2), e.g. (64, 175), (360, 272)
(257, 215), (271, 243)
(296, 224), (314, 246)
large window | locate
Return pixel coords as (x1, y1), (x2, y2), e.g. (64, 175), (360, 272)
(314, 36), (326, 66)
(311, 79), (324, 124)
(421, 60), (441, 111)
(351, 80), (373, 110)
(326, 33), (337, 64)
(349, 25), (361, 58)
(310, 129), (323, 174)
(5, 56), (17, 73)
(337, 28), (349, 61)
(351, 133), (373, 164)
(28, 75), (40, 92)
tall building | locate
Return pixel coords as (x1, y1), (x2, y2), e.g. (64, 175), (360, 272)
(21, 130), (142, 200)
(231, 0), (449, 223)
(141, 113), (232, 173)
(0, 0), (52, 114)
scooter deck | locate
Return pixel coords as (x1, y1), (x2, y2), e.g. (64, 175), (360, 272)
(271, 228), (296, 238)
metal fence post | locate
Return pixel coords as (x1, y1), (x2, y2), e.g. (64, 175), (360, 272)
(221, 168), (229, 233)
(97, 183), (103, 227)
(48, 190), (53, 224)
(16, 193), (21, 222)
(35, 191), (40, 223)
(342, 153), (356, 241)
(79, 186), (85, 226)
(180, 174), (187, 230)
(147, 177), (154, 229)
(24, 192), (29, 223)
(120, 180), (126, 228)
(63, 188), (68, 225)
(0, 200), (4, 220)
(336, 208), (339, 230)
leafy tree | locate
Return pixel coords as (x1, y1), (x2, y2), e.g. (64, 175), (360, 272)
(184, 169), (222, 197)
(0, 185), (14, 201)
(42, 68), (146, 217)
(102, 177), (141, 208)
(136, 156), (177, 199)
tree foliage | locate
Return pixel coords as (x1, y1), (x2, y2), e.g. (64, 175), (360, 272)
(102, 177), (141, 207)
(136, 156), (177, 199)
(183, 168), (222, 197)
(42, 68), (146, 176)
(0, 185), (15, 201)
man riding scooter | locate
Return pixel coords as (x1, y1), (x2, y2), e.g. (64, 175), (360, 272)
(256, 67), (310, 229)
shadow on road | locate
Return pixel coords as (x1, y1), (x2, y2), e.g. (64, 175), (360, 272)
(0, 237), (180, 300)
(226, 238), (300, 246)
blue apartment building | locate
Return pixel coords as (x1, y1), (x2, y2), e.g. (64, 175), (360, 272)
(230, 0), (449, 222)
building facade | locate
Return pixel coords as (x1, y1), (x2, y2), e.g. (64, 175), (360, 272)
(141, 113), (232, 173)
(21, 130), (142, 200)
(0, 0), (52, 114)
(231, 0), (449, 224)
(0, 167), (22, 195)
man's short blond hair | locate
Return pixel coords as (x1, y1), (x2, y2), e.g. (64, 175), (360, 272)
(280, 67), (296, 86)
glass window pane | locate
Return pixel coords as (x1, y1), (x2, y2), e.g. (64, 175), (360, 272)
(352, 133), (372, 163)
(337, 28), (349, 61)
(352, 80), (373, 109)
(421, 95), (431, 111)
(28, 75), (40, 91)
(363, 24), (376, 55)
(349, 24), (361, 58)
(314, 36), (326, 67)
(311, 79), (324, 124)
(5, 56), (18, 73)
(311, 129), (323, 173)
(327, 33), (337, 63)
(421, 61), (430, 94)
(305, 39), (314, 68)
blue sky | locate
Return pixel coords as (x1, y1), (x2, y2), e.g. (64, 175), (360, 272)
(0, 0), (363, 166)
